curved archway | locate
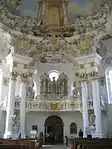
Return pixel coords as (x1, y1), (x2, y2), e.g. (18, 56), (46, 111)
(44, 115), (64, 144)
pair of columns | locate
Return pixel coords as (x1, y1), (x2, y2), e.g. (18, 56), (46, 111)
(81, 79), (102, 138)
(4, 72), (27, 139)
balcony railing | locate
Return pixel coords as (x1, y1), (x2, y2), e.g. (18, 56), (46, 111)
(1, 95), (107, 112)
(14, 99), (82, 111)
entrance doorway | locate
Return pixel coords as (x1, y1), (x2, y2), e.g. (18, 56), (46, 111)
(44, 115), (64, 144)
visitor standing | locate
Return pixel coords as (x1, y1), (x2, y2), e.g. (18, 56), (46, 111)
(78, 129), (83, 138)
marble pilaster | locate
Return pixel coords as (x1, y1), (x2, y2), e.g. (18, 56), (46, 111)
(4, 72), (17, 138)
(81, 81), (89, 137)
(0, 70), (3, 121)
(92, 79), (102, 137)
(0, 70), (3, 102)
(19, 74), (27, 138)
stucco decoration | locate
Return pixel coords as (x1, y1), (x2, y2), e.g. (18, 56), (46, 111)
(0, 29), (13, 59)
(0, 0), (109, 36)
(0, 0), (111, 64)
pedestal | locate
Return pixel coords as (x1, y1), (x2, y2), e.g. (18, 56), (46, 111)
(92, 80), (102, 138)
(81, 81), (89, 137)
(4, 73), (17, 138)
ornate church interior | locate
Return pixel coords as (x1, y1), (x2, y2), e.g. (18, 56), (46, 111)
(0, 0), (112, 146)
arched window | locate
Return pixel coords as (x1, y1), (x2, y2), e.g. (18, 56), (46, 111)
(48, 70), (60, 81)
(70, 122), (77, 134)
(105, 67), (112, 104)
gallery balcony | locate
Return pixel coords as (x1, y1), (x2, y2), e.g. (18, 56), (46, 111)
(14, 97), (94, 112)
(1, 95), (107, 112)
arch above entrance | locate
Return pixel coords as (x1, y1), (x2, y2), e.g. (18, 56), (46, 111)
(44, 115), (64, 144)
(45, 115), (64, 126)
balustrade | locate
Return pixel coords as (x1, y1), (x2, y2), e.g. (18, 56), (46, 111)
(0, 95), (107, 112)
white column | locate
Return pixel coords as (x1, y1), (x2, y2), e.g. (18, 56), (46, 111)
(4, 72), (17, 138)
(92, 79), (102, 138)
(106, 75), (112, 104)
(19, 75), (27, 138)
(0, 71), (3, 120)
(0, 70), (3, 102)
(81, 81), (89, 137)
(0, 71), (3, 137)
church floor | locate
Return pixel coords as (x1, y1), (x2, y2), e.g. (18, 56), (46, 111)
(42, 145), (67, 149)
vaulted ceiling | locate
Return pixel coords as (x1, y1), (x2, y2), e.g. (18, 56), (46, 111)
(0, 0), (112, 65)
(2, 0), (104, 18)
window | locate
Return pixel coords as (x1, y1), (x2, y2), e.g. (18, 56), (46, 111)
(32, 125), (38, 131)
(48, 70), (59, 81)
(70, 123), (77, 134)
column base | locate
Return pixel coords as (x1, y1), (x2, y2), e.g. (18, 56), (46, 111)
(4, 131), (12, 139)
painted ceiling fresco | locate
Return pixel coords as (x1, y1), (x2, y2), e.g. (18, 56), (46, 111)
(5, 0), (102, 19)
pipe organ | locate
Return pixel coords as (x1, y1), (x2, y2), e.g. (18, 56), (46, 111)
(40, 73), (68, 96)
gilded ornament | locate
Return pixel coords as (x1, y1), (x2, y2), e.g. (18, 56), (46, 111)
(80, 64), (84, 69)
(51, 35), (57, 44)
(24, 64), (28, 69)
(20, 74), (28, 82)
(50, 102), (61, 111)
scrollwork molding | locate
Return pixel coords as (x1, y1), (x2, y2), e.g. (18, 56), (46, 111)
(74, 71), (105, 83)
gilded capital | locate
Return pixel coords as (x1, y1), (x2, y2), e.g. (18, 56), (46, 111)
(10, 72), (18, 81)
(20, 74), (28, 83)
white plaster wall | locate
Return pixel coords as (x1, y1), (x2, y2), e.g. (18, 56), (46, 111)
(25, 111), (83, 138)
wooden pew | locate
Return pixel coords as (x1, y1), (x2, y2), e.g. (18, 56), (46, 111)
(68, 138), (112, 149)
(82, 144), (112, 149)
(0, 144), (28, 149)
(0, 139), (41, 149)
